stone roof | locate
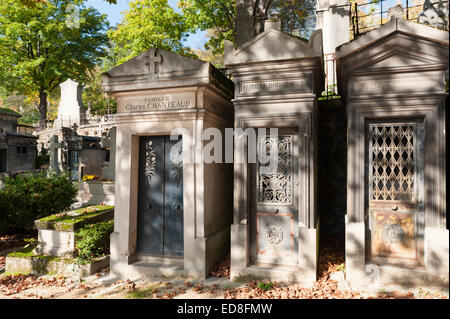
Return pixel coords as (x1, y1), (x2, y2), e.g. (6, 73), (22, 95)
(225, 28), (323, 66)
(102, 48), (234, 99)
(0, 108), (21, 117)
(336, 18), (449, 59)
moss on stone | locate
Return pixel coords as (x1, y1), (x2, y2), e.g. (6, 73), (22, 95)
(7, 245), (35, 257)
(0, 107), (21, 117)
(7, 246), (76, 263)
(35, 205), (114, 232)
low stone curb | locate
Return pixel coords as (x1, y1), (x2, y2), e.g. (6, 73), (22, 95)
(5, 254), (110, 277)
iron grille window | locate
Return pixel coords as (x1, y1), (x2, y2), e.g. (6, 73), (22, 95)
(257, 135), (294, 205)
(369, 124), (416, 202)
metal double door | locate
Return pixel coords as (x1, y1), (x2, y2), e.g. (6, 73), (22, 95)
(137, 135), (184, 256)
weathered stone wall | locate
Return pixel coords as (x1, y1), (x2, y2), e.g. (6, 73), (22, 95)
(318, 99), (347, 237)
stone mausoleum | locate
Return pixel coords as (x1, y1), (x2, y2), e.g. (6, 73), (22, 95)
(101, 0), (448, 290)
(337, 18), (449, 289)
(225, 16), (324, 284)
(103, 48), (234, 279)
(0, 108), (37, 173)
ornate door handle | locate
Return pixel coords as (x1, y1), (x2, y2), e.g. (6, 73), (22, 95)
(174, 205), (181, 210)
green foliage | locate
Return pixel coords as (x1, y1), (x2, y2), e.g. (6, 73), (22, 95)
(107, 0), (236, 66)
(75, 219), (114, 263)
(0, 172), (78, 234)
(126, 284), (159, 299)
(18, 108), (40, 125)
(108, 0), (192, 65)
(19, 0), (117, 6)
(257, 281), (274, 291)
(179, 0), (235, 56)
(0, 0), (110, 124)
(82, 66), (117, 115)
(266, 0), (317, 40)
(336, 264), (346, 272)
(35, 152), (50, 169)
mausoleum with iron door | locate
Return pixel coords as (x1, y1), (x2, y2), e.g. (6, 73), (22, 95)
(102, 48), (234, 279)
(336, 18), (449, 288)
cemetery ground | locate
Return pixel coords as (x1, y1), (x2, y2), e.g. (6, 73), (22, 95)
(0, 235), (447, 300)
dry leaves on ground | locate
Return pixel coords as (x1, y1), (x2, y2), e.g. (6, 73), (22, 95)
(0, 274), (69, 296)
(114, 279), (136, 292)
(0, 256), (5, 272)
(224, 279), (361, 299)
(0, 234), (31, 251)
(209, 254), (230, 279)
(222, 236), (361, 299)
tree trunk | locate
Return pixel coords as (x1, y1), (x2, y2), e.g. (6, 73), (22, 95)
(38, 89), (48, 131)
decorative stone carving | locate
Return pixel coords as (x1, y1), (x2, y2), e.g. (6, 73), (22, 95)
(266, 225), (284, 245)
(382, 223), (405, 244)
(144, 48), (162, 78)
(388, 5), (404, 21)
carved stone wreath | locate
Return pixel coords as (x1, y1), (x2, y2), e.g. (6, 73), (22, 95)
(382, 223), (405, 244)
(266, 225), (284, 245)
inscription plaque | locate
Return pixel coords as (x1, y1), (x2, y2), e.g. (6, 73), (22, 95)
(117, 92), (195, 113)
(351, 77), (442, 96)
(240, 77), (311, 95)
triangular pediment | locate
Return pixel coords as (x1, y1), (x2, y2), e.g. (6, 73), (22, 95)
(336, 19), (449, 62)
(102, 48), (234, 97)
(104, 48), (208, 79)
(225, 28), (322, 65)
(351, 46), (442, 72)
(336, 19), (448, 100)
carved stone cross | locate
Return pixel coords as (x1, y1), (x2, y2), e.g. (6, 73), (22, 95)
(144, 48), (162, 76)
(49, 135), (65, 174)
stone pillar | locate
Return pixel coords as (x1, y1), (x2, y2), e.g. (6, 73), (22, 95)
(316, 0), (351, 91)
(55, 79), (87, 129)
(235, 0), (257, 47)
